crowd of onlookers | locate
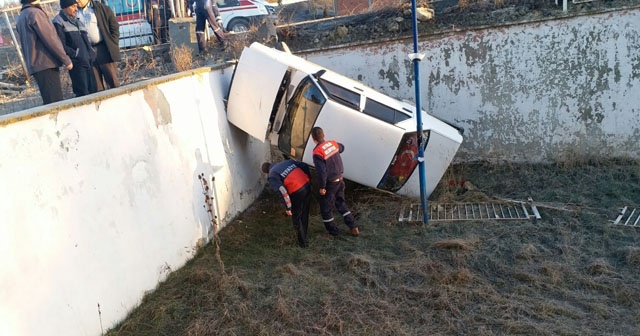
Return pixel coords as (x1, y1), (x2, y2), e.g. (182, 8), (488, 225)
(16, 0), (121, 104)
(14, 0), (229, 105)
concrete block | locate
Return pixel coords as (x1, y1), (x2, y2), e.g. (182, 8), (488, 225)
(169, 17), (199, 56)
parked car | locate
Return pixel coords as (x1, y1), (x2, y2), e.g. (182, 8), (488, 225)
(217, 0), (277, 32)
(226, 42), (464, 198)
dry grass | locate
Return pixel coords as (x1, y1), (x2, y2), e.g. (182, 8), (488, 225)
(106, 159), (640, 336)
(170, 44), (194, 72)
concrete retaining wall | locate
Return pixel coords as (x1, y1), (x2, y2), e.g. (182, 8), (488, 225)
(0, 66), (269, 336)
(304, 7), (640, 162)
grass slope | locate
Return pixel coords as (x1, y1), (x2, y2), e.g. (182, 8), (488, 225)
(107, 160), (640, 336)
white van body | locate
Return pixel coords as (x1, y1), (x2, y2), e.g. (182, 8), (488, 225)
(227, 43), (464, 198)
(217, 0), (277, 32)
(118, 18), (154, 49)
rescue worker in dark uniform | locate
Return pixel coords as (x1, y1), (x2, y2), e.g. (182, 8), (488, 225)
(262, 159), (312, 248)
(193, 0), (225, 54)
(311, 127), (359, 237)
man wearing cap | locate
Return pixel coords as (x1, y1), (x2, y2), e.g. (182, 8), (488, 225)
(261, 159), (312, 248)
(76, 0), (120, 91)
(53, 0), (97, 97)
(16, 0), (73, 104)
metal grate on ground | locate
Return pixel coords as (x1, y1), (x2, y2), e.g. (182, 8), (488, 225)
(612, 207), (640, 228)
(399, 199), (541, 223)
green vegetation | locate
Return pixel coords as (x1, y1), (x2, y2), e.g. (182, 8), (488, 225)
(107, 160), (640, 335)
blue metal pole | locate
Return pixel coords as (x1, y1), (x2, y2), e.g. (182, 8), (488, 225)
(408, 0), (428, 224)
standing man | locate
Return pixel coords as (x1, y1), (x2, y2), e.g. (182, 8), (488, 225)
(193, 0), (225, 54)
(147, 0), (171, 44)
(261, 160), (312, 248)
(53, 0), (97, 97)
(76, 0), (120, 91)
(16, 0), (73, 104)
(311, 126), (359, 237)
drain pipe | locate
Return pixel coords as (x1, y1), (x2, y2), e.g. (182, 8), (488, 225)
(408, 0), (428, 224)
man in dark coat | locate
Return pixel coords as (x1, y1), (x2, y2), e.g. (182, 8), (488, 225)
(16, 0), (73, 104)
(147, 0), (171, 44)
(76, 0), (120, 91)
(53, 0), (97, 97)
(262, 160), (312, 248)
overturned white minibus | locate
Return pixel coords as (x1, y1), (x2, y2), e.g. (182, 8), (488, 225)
(226, 42), (463, 198)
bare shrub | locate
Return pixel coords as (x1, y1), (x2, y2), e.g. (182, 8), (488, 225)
(585, 258), (616, 276)
(170, 44), (193, 72)
(515, 243), (539, 261)
(538, 262), (563, 285)
(432, 238), (477, 251)
(441, 267), (473, 285)
(345, 253), (373, 274)
(626, 247), (640, 267)
(278, 263), (302, 276)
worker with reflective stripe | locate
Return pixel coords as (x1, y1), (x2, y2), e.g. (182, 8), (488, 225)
(262, 160), (312, 248)
(311, 127), (359, 237)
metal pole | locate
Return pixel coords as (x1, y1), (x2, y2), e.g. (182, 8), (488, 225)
(408, 0), (427, 224)
(3, 11), (30, 86)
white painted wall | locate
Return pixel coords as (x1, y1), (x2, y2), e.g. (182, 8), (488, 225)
(0, 67), (269, 336)
(304, 8), (640, 162)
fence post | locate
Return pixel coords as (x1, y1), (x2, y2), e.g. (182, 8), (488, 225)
(3, 11), (30, 87)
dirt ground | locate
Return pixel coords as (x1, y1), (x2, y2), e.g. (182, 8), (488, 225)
(105, 160), (640, 336)
(277, 0), (640, 51)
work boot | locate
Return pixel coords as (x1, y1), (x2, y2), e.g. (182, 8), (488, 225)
(349, 227), (360, 236)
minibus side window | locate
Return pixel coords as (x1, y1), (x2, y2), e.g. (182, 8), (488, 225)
(278, 78), (325, 160)
(318, 79), (360, 110)
(364, 98), (411, 124)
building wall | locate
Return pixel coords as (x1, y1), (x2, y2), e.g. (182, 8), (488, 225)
(304, 7), (640, 162)
(0, 66), (269, 336)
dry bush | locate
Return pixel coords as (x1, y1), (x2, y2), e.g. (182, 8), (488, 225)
(431, 238), (478, 251)
(345, 253), (373, 272)
(440, 267), (473, 284)
(585, 258), (616, 276)
(515, 243), (540, 261)
(627, 247), (640, 267)
(538, 262), (563, 285)
(170, 44), (194, 72)
(278, 263), (302, 276)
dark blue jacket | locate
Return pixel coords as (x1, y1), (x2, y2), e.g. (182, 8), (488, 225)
(312, 140), (345, 189)
(53, 12), (95, 68)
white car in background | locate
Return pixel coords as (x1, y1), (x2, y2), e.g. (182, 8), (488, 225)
(217, 0), (278, 32)
(226, 42), (464, 198)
